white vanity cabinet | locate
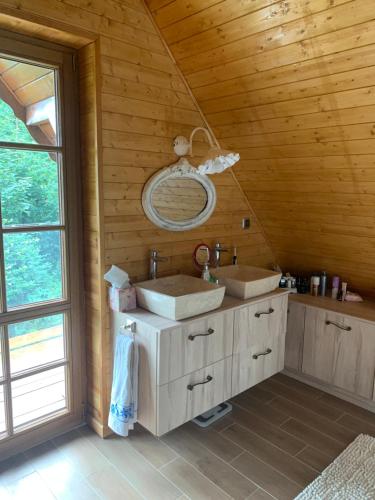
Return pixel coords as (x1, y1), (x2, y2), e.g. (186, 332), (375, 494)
(285, 296), (375, 410)
(232, 294), (288, 396)
(113, 290), (289, 437)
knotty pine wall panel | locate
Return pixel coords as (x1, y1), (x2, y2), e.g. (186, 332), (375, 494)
(0, 0), (273, 435)
(147, 0), (375, 296)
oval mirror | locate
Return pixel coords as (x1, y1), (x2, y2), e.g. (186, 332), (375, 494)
(142, 158), (216, 231)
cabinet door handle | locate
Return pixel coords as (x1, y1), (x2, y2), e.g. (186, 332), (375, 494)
(325, 320), (352, 332)
(187, 375), (213, 391)
(255, 308), (274, 318)
(188, 328), (214, 341)
(252, 348), (272, 360)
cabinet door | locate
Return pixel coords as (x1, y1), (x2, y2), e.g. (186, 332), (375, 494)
(157, 357), (232, 436)
(302, 307), (335, 383)
(331, 318), (375, 398)
(285, 301), (306, 372)
(232, 294), (288, 396)
(158, 310), (234, 385)
(302, 308), (375, 399)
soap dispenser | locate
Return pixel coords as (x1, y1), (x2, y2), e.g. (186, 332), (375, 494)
(202, 262), (211, 281)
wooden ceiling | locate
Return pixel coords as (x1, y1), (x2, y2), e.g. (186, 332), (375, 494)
(146, 0), (375, 296)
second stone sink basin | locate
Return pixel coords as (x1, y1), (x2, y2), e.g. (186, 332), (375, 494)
(210, 265), (281, 300)
(135, 274), (225, 320)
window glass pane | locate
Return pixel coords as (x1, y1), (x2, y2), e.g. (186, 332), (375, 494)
(12, 366), (66, 429)
(9, 314), (65, 375)
(0, 385), (5, 436)
(0, 149), (61, 227)
(4, 230), (63, 308)
(0, 57), (57, 146)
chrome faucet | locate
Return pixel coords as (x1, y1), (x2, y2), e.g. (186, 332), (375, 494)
(149, 249), (167, 279)
(214, 241), (228, 267)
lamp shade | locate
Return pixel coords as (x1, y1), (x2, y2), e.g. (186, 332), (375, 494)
(173, 127), (240, 175)
(197, 147), (240, 175)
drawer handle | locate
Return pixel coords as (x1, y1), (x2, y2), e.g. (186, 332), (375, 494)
(252, 348), (272, 360)
(187, 375), (213, 391)
(325, 320), (352, 332)
(188, 328), (214, 341)
(255, 308), (274, 318)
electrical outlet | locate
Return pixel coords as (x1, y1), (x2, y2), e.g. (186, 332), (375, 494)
(242, 217), (250, 229)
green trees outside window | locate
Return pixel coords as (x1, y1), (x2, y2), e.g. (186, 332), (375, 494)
(0, 99), (63, 335)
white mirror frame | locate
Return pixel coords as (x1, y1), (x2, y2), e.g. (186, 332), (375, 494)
(142, 157), (217, 232)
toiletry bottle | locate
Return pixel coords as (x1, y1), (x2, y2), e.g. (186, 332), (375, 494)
(320, 271), (327, 297)
(341, 282), (347, 302)
(202, 263), (211, 281)
(312, 276), (320, 296)
(232, 247), (237, 265)
(332, 276), (340, 300)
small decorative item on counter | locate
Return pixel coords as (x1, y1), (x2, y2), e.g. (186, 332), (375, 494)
(320, 271), (327, 297)
(104, 265), (137, 312)
(280, 273), (297, 292)
(279, 276), (288, 288)
(288, 277), (298, 293)
(344, 291), (364, 302)
(311, 276), (320, 296)
(331, 276), (340, 300)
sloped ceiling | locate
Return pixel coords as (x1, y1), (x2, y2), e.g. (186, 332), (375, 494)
(146, 0), (375, 296)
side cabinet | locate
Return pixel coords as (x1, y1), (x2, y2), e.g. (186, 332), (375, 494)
(302, 308), (375, 399)
(232, 294), (288, 396)
(285, 301), (306, 372)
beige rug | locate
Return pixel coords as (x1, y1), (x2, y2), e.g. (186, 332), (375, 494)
(295, 434), (375, 500)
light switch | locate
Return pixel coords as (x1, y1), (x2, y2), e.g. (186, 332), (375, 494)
(242, 217), (250, 229)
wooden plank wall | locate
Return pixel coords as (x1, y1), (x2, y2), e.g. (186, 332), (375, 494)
(146, 0), (375, 296)
(0, 0), (274, 434)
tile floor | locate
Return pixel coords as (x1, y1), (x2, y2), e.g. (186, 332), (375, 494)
(1, 373), (375, 500)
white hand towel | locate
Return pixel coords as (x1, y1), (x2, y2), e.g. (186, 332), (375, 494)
(108, 333), (138, 437)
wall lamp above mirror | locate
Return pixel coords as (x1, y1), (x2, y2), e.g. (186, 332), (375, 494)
(173, 127), (240, 175)
(142, 157), (217, 232)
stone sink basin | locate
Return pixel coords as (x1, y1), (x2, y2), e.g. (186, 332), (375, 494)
(210, 265), (281, 300)
(135, 274), (225, 320)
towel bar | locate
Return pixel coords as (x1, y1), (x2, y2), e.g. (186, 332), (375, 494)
(121, 321), (136, 333)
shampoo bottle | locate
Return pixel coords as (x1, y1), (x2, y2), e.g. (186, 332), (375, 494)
(320, 271), (327, 297)
(332, 276), (340, 300)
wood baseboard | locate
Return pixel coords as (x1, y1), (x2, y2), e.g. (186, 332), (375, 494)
(283, 369), (375, 413)
(85, 414), (112, 438)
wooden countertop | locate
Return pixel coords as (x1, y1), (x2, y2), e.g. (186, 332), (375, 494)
(289, 293), (375, 323)
(121, 288), (289, 331)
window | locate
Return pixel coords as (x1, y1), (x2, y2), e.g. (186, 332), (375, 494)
(0, 32), (83, 450)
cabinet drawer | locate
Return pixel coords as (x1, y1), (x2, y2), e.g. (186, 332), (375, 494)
(302, 307), (375, 399)
(233, 294), (288, 354)
(232, 330), (286, 396)
(158, 310), (234, 385)
(157, 357), (232, 436)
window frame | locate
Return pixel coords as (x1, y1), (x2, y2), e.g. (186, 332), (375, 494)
(0, 29), (85, 457)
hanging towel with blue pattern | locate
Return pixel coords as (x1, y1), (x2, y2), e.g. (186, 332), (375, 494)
(108, 333), (138, 436)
